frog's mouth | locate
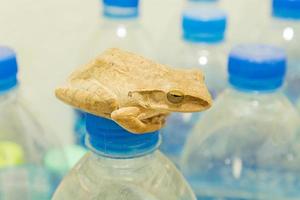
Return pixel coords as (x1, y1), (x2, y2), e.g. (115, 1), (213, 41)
(149, 95), (210, 113)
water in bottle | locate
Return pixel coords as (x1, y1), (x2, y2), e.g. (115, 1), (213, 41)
(53, 114), (196, 200)
(0, 46), (65, 199)
(263, 0), (300, 106)
(160, 7), (228, 166)
(75, 0), (154, 147)
(181, 44), (300, 199)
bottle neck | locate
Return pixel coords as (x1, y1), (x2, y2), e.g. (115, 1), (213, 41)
(92, 149), (157, 166)
(183, 33), (225, 44)
(89, 150), (157, 172)
(183, 37), (224, 46)
(229, 84), (282, 97)
(101, 16), (139, 28)
(102, 5), (139, 19)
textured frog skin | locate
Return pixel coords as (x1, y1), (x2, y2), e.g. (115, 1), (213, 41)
(56, 48), (212, 134)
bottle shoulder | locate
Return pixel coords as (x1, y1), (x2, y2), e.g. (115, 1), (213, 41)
(162, 40), (228, 69)
(182, 89), (300, 173)
(263, 19), (300, 54)
(207, 89), (300, 120)
(54, 151), (196, 200)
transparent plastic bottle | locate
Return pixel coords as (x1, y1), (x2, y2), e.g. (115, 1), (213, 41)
(263, 0), (300, 106)
(159, 0), (220, 65)
(53, 114), (196, 200)
(160, 7), (228, 166)
(181, 45), (300, 199)
(0, 46), (65, 199)
(222, 0), (269, 45)
(75, 0), (154, 147)
(80, 0), (153, 63)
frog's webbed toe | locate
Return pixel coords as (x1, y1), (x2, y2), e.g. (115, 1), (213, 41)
(55, 79), (118, 117)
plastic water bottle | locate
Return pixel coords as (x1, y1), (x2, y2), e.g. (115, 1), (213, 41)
(80, 0), (153, 62)
(264, 0), (300, 107)
(0, 46), (64, 199)
(53, 114), (196, 200)
(160, 7), (228, 166)
(75, 0), (153, 147)
(222, 0), (269, 45)
(181, 44), (300, 199)
(159, 0), (220, 66)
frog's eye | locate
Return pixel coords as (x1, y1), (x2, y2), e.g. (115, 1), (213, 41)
(167, 90), (184, 104)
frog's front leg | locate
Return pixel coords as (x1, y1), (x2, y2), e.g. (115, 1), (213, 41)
(111, 107), (167, 134)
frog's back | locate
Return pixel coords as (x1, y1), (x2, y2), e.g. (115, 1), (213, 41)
(71, 49), (171, 94)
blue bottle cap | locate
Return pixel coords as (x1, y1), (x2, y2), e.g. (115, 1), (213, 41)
(102, 0), (139, 18)
(273, 0), (300, 19)
(85, 113), (160, 158)
(182, 8), (227, 43)
(0, 46), (18, 92)
(228, 44), (286, 92)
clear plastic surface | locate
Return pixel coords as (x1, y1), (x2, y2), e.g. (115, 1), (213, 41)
(0, 88), (66, 199)
(79, 18), (154, 65)
(263, 18), (300, 105)
(182, 88), (300, 199)
(53, 151), (196, 200)
(160, 40), (228, 165)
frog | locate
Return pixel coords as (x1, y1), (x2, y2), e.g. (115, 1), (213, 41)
(55, 48), (212, 134)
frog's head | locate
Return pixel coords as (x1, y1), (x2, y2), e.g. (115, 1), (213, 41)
(129, 68), (212, 113)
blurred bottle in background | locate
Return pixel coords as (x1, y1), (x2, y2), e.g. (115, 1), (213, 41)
(159, 0), (220, 66)
(182, 44), (300, 199)
(220, 0), (269, 45)
(0, 46), (66, 199)
(53, 114), (196, 200)
(160, 7), (228, 166)
(80, 0), (153, 61)
(262, 0), (300, 109)
(75, 0), (154, 147)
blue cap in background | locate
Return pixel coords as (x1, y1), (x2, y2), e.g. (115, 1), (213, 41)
(182, 8), (227, 43)
(85, 113), (160, 158)
(228, 44), (286, 92)
(0, 46), (18, 92)
(272, 0), (300, 19)
(102, 0), (139, 18)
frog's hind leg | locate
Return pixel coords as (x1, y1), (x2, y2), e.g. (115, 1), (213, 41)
(55, 79), (118, 116)
(111, 107), (166, 134)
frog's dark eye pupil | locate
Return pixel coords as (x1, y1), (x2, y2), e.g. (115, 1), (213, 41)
(167, 91), (184, 104)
